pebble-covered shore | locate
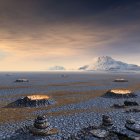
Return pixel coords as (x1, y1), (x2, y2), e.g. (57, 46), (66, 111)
(0, 72), (140, 140)
(1, 92), (140, 140)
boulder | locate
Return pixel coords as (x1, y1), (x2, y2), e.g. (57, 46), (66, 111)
(124, 101), (139, 106)
(112, 104), (125, 108)
(90, 129), (109, 138)
(125, 119), (140, 133)
(126, 119), (135, 124)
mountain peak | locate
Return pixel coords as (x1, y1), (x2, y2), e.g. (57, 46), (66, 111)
(96, 56), (114, 63)
(79, 56), (140, 71)
(98, 56), (112, 60)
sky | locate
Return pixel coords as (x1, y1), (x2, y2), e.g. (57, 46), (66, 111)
(0, 0), (140, 71)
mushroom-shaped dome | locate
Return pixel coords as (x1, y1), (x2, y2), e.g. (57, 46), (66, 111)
(103, 89), (136, 98)
(6, 95), (55, 108)
(113, 78), (128, 82)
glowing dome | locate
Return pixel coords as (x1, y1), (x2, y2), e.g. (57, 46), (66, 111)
(6, 94), (54, 108)
(27, 95), (50, 100)
(109, 89), (132, 95)
(104, 89), (136, 98)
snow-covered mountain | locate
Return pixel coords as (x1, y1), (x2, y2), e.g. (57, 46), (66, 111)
(48, 66), (65, 71)
(79, 56), (140, 71)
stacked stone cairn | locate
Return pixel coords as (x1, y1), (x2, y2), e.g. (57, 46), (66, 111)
(67, 116), (140, 139)
(90, 115), (113, 138)
(89, 115), (113, 138)
(30, 115), (58, 136)
(102, 115), (113, 126)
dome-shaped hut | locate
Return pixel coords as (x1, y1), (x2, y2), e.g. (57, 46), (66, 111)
(113, 78), (128, 82)
(15, 79), (29, 82)
(103, 89), (136, 98)
(6, 95), (55, 108)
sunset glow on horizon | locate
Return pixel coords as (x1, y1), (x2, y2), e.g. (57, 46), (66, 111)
(0, 0), (140, 71)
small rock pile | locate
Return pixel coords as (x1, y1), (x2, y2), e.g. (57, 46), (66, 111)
(102, 115), (113, 126)
(67, 115), (115, 139)
(30, 115), (58, 136)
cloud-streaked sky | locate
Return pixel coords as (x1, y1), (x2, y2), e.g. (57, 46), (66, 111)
(0, 0), (140, 71)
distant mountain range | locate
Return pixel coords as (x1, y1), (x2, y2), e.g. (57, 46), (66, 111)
(79, 56), (140, 71)
(48, 66), (65, 71)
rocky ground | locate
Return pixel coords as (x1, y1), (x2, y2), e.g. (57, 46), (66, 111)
(0, 72), (140, 140)
(1, 93), (140, 140)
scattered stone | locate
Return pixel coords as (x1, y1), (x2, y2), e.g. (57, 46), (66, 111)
(15, 79), (29, 82)
(112, 103), (125, 108)
(102, 115), (113, 126)
(6, 95), (55, 108)
(125, 119), (140, 134)
(126, 108), (140, 113)
(112, 101), (139, 109)
(29, 115), (59, 136)
(126, 119), (135, 124)
(124, 101), (139, 106)
(90, 129), (109, 138)
(113, 78), (128, 82)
